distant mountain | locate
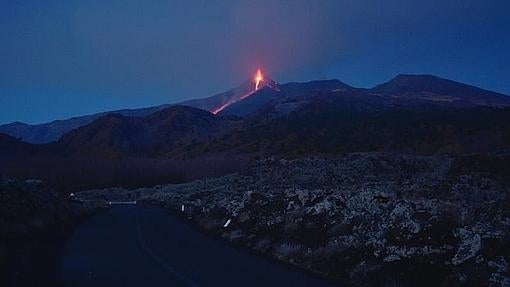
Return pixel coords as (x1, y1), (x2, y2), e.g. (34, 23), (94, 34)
(0, 77), (264, 144)
(58, 106), (240, 157)
(1, 74), (509, 144)
(220, 75), (510, 119)
(189, 106), (510, 156)
(0, 105), (172, 144)
(371, 74), (510, 107)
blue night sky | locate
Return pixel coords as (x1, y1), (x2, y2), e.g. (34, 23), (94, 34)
(1, 0), (509, 124)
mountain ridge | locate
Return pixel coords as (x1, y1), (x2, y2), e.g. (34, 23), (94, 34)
(1, 74), (508, 144)
(57, 105), (241, 157)
(371, 74), (510, 107)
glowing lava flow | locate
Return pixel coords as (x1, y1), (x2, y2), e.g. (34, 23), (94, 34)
(211, 89), (255, 115)
(211, 69), (265, 115)
(212, 101), (233, 115)
(254, 69), (264, 90)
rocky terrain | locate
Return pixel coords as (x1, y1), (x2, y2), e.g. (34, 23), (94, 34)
(78, 153), (510, 286)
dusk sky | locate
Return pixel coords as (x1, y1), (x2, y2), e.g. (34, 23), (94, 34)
(1, 0), (509, 124)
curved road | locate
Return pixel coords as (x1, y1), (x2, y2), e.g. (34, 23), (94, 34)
(61, 206), (334, 287)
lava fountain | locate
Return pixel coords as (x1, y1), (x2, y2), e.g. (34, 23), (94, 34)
(254, 68), (264, 90)
(211, 69), (267, 115)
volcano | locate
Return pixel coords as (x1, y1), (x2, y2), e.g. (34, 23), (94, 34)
(181, 69), (279, 115)
(1, 73), (509, 144)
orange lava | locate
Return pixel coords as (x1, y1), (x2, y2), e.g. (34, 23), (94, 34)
(254, 68), (264, 90)
(212, 90), (255, 115)
(212, 102), (231, 115)
(212, 69), (265, 115)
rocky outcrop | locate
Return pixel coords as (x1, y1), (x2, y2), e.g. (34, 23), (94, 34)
(79, 153), (510, 286)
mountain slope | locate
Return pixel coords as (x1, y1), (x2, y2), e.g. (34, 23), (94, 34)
(222, 76), (510, 119)
(220, 79), (353, 117)
(0, 78), (261, 144)
(372, 74), (510, 107)
(0, 105), (172, 144)
(180, 80), (258, 114)
(58, 106), (240, 157)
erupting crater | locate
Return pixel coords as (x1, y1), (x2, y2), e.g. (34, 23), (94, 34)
(212, 68), (276, 115)
(254, 68), (264, 90)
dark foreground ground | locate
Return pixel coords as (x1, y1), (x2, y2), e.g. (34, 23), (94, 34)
(5, 205), (333, 287)
(3, 152), (510, 286)
(0, 178), (103, 286)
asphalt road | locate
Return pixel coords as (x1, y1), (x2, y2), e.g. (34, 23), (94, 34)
(61, 206), (334, 287)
